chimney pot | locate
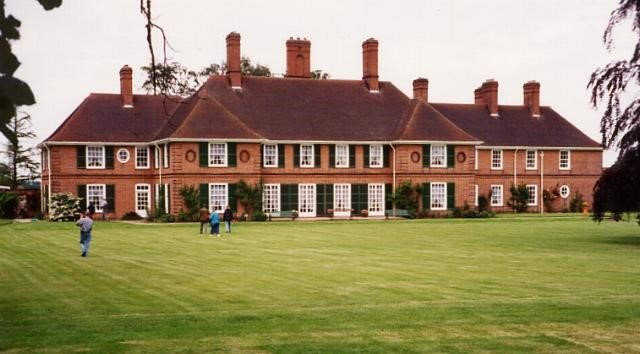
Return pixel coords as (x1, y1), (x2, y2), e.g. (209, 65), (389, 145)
(226, 32), (242, 89)
(362, 38), (379, 92)
(119, 65), (133, 107)
(523, 80), (541, 117)
(480, 79), (499, 116)
(285, 37), (311, 78)
(412, 78), (429, 101)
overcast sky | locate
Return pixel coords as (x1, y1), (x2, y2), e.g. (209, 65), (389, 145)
(6, 0), (634, 166)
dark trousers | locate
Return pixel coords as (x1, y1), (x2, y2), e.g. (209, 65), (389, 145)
(200, 221), (209, 234)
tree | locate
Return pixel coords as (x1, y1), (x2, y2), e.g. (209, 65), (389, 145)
(588, 1), (640, 222)
(507, 184), (529, 213)
(0, 0), (62, 143)
(142, 57), (272, 97)
(311, 69), (330, 80)
(391, 180), (419, 218)
(179, 185), (200, 221)
(235, 179), (263, 219)
(2, 111), (39, 189)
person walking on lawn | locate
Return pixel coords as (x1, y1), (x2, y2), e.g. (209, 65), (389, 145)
(209, 211), (220, 237)
(199, 206), (210, 234)
(223, 205), (234, 233)
(76, 211), (94, 257)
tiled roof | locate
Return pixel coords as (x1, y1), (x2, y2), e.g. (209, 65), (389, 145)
(430, 103), (601, 148)
(172, 75), (410, 141)
(394, 100), (479, 142)
(45, 94), (179, 143)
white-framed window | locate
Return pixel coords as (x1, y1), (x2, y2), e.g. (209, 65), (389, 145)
(209, 183), (228, 212)
(430, 182), (447, 210)
(491, 149), (503, 170)
(135, 184), (151, 217)
(559, 150), (571, 170)
(333, 184), (351, 216)
(369, 145), (383, 168)
(263, 184), (280, 213)
(163, 144), (169, 168)
(209, 143), (228, 167)
(135, 146), (150, 169)
(526, 184), (537, 206)
(526, 150), (537, 170)
(86, 146), (105, 169)
(117, 148), (129, 163)
(298, 184), (316, 217)
(263, 144), (278, 168)
(560, 185), (570, 199)
(299, 144), (314, 168)
(430, 144), (446, 167)
(335, 144), (349, 168)
(368, 183), (384, 216)
(490, 185), (503, 206)
(87, 184), (105, 212)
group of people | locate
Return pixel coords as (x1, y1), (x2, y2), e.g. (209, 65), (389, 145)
(200, 205), (234, 237)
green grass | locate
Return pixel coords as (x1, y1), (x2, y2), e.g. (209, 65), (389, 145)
(1, 216), (639, 353)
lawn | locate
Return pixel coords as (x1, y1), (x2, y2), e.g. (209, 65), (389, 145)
(1, 216), (639, 353)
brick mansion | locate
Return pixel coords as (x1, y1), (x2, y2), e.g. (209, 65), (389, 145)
(40, 32), (602, 218)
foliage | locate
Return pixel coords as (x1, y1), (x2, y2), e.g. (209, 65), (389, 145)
(542, 187), (560, 212)
(251, 210), (268, 222)
(1, 111), (39, 189)
(452, 202), (495, 218)
(0, 191), (17, 218)
(569, 191), (586, 213)
(477, 194), (489, 212)
(588, 1), (640, 221)
(49, 192), (81, 221)
(391, 180), (419, 218)
(141, 61), (201, 96)
(142, 57), (272, 97)
(311, 69), (330, 79)
(507, 184), (530, 213)
(593, 147), (640, 222)
(121, 211), (143, 220)
(178, 185), (200, 221)
(0, 0), (61, 144)
(235, 179), (262, 218)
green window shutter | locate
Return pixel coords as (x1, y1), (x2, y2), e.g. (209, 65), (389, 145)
(329, 144), (336, 168)
(385, 183), (393, 210)
(166, 184), (171, 214)
(105, 146), (114, 169)
(423, 144), (431, 167)
(280, 184), (298, 211)
(106, 184), (115, 214)
(199, 183), (209, 209)
(228, 183), (237, 211)
(447, 145), (455, 168)
(77, 146), (86, 169)
(157, 184), (165, 213)
(314, 144), (321, 168)
(447, 182), (455, 210)
(364, 145), (370, 168)
(293, 144), (300, 167)
(422, 182), (431, 211)
(261, 145), (265, 167)
(199, 142), (208, 167)
(227, 142), (237, 167)
(77, 184), (86, 211)
(383, 145), (390, 167)
(316, 184), (333, 216)
(349, 145), (355, 168)
(351, 184), (368, 214)
(277, 144), (285, 168)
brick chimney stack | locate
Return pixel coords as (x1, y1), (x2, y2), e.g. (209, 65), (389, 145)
(412, 78), (429, 101)
(119, 65), (133, 108)
(362, 38), (379, 92)
(476, 79), (499, 117)
(226, 32), (242, 89)
(285, 37), (311, 78)
(523, 80), (541, 117)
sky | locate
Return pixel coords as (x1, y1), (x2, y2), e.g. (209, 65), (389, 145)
(5, 0), (635, 166)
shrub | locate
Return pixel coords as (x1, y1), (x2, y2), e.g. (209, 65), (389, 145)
(569, 191), (585, 212)
(0, 192), (18, 219)
(179, 185), (200, 221)
(477, 195), (489, 212)
(508, 184), (530, 213)
(121, 211), (143, 220)
(49, 192), (82, 221)
(252, 210), (268, 221)
(392, 180), (419, 218)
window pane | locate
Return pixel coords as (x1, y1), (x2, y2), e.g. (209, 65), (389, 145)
(87, 184), (105, 212)
(334, 184), (351, 212)
(209, 143), (227, 166)
(431, 183), (446, 210)
(264, 144), (277, 167)
(209, 184), (227, 212)
(136, 147), (149, 168)
(300, 145), (313, 167)
(335, 145), (349, 167)
(526, 150), (536, 169)
(263, 184), (280, 212)
(136, 184), (150, 211)
(491, 185), (502, 206)
(87, 146), (104, 168)
(370, 145), (382, 167)
(491, 150), (502, 169)
(368, 184), (384, 213)
(431, 145), (446, 167)
(526, 185), (537, 206)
